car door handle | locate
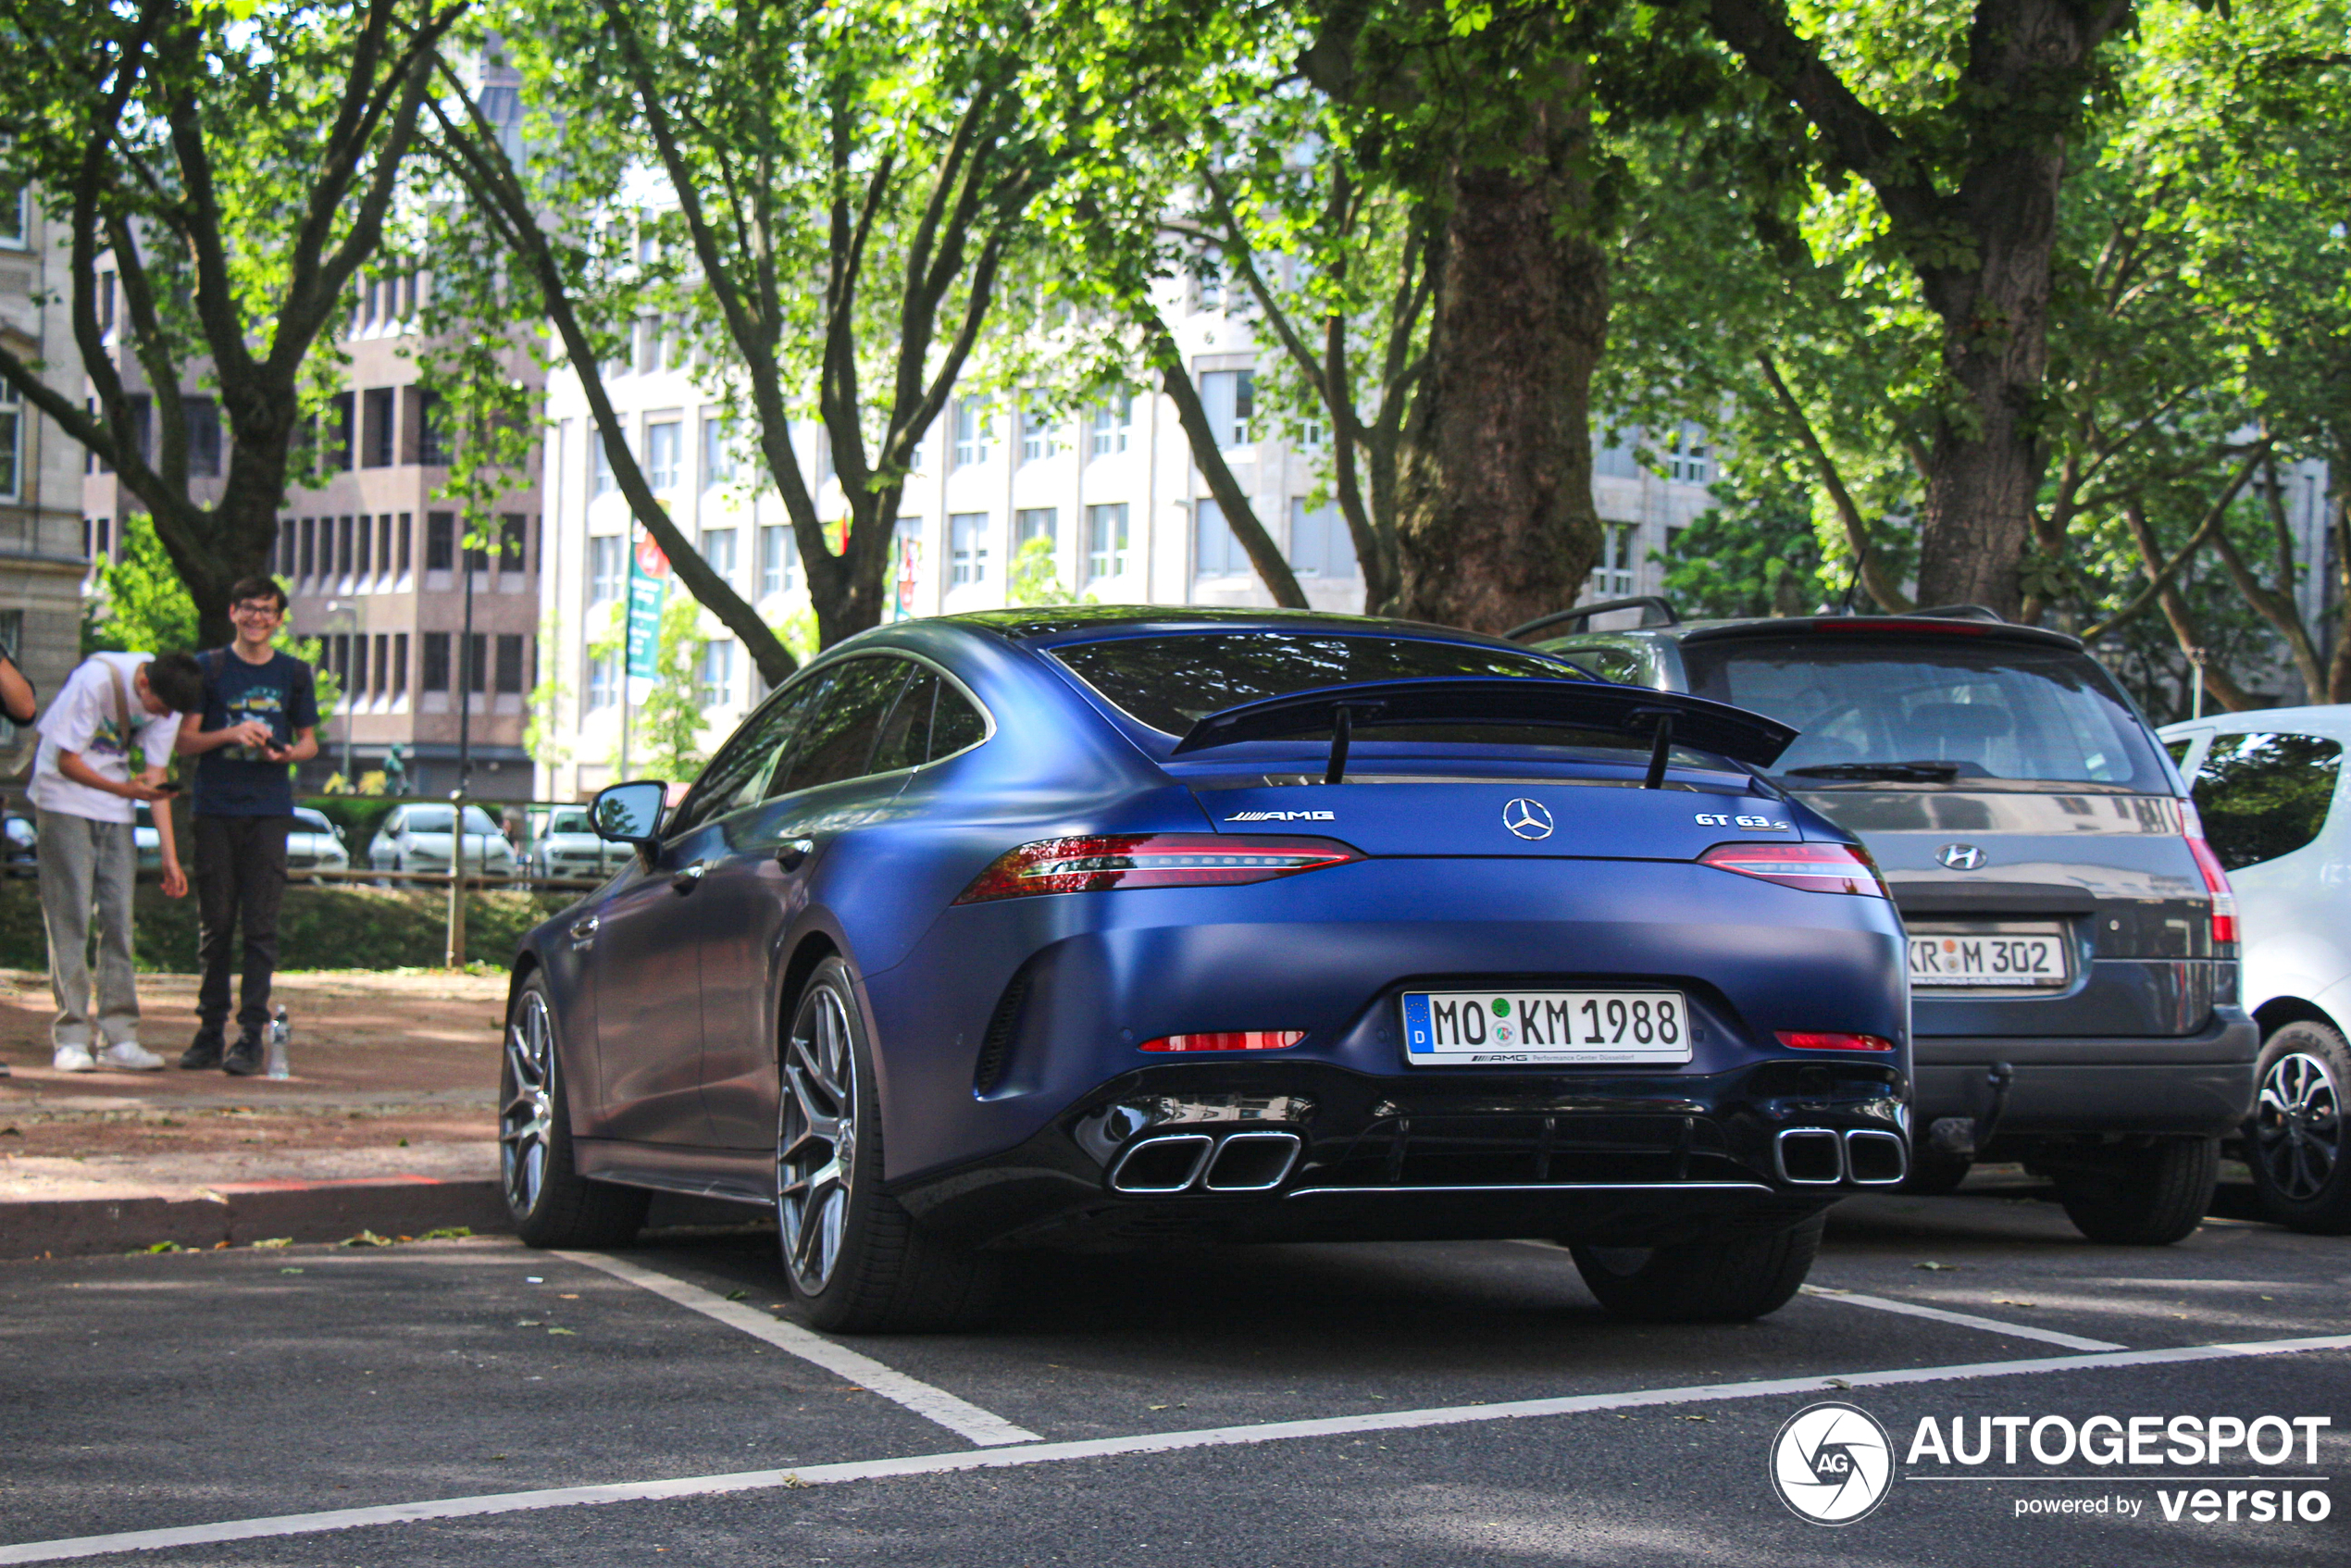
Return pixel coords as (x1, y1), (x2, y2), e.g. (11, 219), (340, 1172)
(568, 915), (598, 951)
(775, 838), (815, 872)
(671, 861), (710, 893)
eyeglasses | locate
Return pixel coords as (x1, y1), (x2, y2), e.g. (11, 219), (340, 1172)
(230, 601), (284, 618)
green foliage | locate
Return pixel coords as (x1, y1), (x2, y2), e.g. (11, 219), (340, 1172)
(84, 515), (201, 657)
(1006, 536), (1089, 607)
(1661, 476), (1830, 621)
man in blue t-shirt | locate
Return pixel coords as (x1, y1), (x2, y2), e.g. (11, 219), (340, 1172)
(174, 576), (320, 1075)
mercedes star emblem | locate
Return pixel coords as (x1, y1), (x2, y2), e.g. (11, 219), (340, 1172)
(1502, 798), (1554, 840)
(1936, 842), (1986, 870)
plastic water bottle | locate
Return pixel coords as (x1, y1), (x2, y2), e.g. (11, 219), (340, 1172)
(265, 1006), (292, 1080)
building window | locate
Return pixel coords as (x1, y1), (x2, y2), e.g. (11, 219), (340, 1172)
(86, 516), (113, 563)
(397, 513), (412, 574)
(1088, 393), (1131, 458)
(1194, 497), (1243, 578)
(1020, 407), (1055, 464)
(355, 513), (373, 579)
(589, 535), (624, 604)
(949, 512), (989, 586)
(0, 380), (19, 501)
(336, 515), (355, 578)
(466, 632), (488, 693)
(0, 181), (26, 249)
(1590, 522), (1637, 598)
(181, 396), (221, 478)
(379, 514), (395, 577)
(499, 512), (527, 573)
(495, 634), (525, 694)
(1666, 426), (1712, 484)
(370, 634), (388, 695)
(391, 633), (408, 695)
(425, 511), (455, 572)
(1200, 369), (1254, 449)
(760, 524), (795, 596)
(421, 632), (451, 691)
(591, 432), (615, 495)
(585, 650), (616, 711)
(703, 416), (737, 487)
(328, 393), (354, 471)
(645, 420), (681, 491)
(1014, 508), (1057, 552)
(276, 521), (295, 579)
(1289, 499), (1357, 579)
(952, 399), (992, 468)
(297, 517), (315, 579)
(1086, 503), (1128, 582)
(362, 387), (395, 467)
(696, 641), (735, 707)
(699, 525), (737, 586)
(417, 391), (449, 466)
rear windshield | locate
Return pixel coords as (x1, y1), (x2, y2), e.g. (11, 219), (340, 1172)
(1680, 636), (2169, 790)
(405, 805), (502, 834)
(545, 810), (591, 835)
(1052, 633), (1585, 737)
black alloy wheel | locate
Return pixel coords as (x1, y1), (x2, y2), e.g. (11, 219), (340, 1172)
(775, 957), (997, 1332)
(500, 975), (647, 1248)
(2245, 1019), (2351, 1233)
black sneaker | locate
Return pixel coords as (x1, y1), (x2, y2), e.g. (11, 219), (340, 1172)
(222, 1035), (265, 1076)
(179, 1031), (225, 1070)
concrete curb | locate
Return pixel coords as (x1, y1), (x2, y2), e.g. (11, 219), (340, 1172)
(0, 1176), (514, 1258)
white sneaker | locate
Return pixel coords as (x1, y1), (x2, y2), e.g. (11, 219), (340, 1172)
(98, 1041), (166, 1072)
(53, 1044), (96, 1072)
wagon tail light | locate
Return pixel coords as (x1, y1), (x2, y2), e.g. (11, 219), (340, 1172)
(952, 834), (1362, 903)
(2179, 803), (2239, 946)
(1698, 840), (1888, 896)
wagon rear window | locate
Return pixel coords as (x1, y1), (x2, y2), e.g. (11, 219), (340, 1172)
(1051, 633), (1582, 737)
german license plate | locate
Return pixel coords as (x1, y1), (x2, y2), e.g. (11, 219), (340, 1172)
(1401, 989), (1693, 1066)
(1907, 925), (2070, 990)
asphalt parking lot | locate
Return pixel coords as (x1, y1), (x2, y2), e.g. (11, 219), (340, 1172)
(3, 1183), (2345, 1567)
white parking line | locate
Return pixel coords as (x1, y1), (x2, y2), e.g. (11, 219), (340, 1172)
(1798, 1285), (2126, 1352)
(552, 1251), (1039, 1448)
(6, 1332), (2345, 1564)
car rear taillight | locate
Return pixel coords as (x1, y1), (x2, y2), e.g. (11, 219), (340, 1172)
(1698, 840), (1888, 896)
(1138, 1030), (1306, 1052)
(2179, 804), (2239, 945)
(952, 834), (1362, 904)
(1776, 1031), (1895, 1052)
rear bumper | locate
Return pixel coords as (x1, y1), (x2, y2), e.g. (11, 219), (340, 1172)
(1911, 1009), (2258, 1139)
(888, 1057), (1905, 1251)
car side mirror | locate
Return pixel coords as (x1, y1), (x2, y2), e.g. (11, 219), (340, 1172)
(591, 781), (667, 854)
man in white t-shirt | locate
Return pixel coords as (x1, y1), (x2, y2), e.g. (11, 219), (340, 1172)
(31, 652), (205, 1071)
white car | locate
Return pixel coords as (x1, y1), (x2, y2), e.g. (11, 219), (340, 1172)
(526, 805), (633, 880)
(288, 806), (352, 874)
(2159, 706), (2351, 1232)
(366, 803), (516, 880)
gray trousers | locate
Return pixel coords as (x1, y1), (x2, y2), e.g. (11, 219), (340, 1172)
(35, 807), (141, 1049)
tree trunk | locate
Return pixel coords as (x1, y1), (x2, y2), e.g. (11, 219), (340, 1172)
(1392, 113), (1606, 634)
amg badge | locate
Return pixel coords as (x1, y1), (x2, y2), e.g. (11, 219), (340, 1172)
(1225, 810), (1337, 822)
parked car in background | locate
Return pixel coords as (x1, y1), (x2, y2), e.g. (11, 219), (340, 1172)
(2159, 707), (2351, 1232)
(133, 803), (161, 871)
(1529, 599), (2257, 1245)
(1, 811), (32, 876)
(526, 805), (633, 881)
(286, 806), (351, 876)
(367, 803), (516, 880)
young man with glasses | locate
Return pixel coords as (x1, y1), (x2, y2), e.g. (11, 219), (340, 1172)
(175, 578), (319, 1075)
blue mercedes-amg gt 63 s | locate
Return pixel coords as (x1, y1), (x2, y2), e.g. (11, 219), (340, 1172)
(502, 608), (1909, 1331)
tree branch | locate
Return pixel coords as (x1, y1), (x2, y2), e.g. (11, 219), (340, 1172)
(1756, 350), (1913, 612)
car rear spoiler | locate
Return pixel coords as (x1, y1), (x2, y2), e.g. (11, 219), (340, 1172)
(1169, 677), (1798, 786)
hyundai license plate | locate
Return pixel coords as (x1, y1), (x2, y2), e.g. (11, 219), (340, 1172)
(1401, 990), (1692, 1066)
(1906, 925), (2070, 990)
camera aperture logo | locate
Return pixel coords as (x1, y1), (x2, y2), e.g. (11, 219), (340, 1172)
(1771, 1402), (1894, 1524)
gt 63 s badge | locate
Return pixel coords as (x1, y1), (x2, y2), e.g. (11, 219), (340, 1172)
(1771, 1401), (1894, 1524)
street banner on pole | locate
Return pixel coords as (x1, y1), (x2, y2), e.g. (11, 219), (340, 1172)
(626, 524), (670, 685)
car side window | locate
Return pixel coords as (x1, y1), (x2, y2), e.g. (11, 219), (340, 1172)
(928, 680), (986, 760)
(2164, 737), (2195, 765)
(675, 676), (828, 833)
(771, 657), (914, 796)
(1578, 644), (1644, 684)
(2193, 731), (2344, 871)
(869, 668), (939, 776)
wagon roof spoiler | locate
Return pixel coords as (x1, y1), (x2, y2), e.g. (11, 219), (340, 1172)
(1169, 677), (1799, 780)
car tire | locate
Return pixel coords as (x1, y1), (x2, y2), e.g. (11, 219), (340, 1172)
(2050, 1137), (2219, 1245)
(2245, 1019), (2351, 1234)
(501, 973), (649, 1248)
(777, 957), (997, 1333)
(1569, 1213), (1824, 1323)
(1902, 1149), (1973, 1195)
